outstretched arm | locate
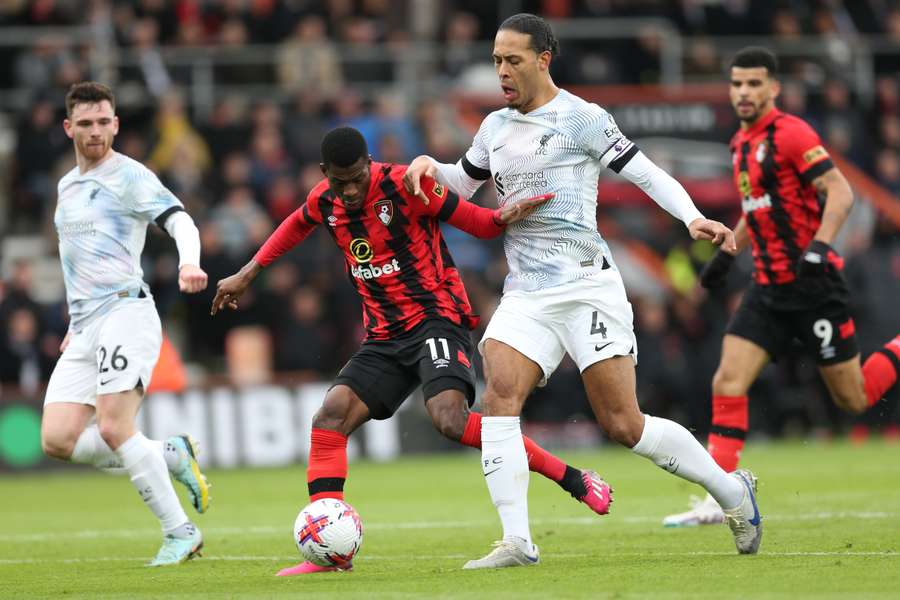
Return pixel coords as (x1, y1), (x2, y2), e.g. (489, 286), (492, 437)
(210, 207), (316, 315)
(444, 193), (555, 239)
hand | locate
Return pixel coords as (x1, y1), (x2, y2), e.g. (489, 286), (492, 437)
(699, 250), (735, 289)
(211, 271), (252, 315)
(402, 156), (439, 205)
(178, 264), (208, 293)
(60, 331), (71, 353)
(797, 240), (840, 279)
(493, 193), (555, 225)
(688, 218), (737, 254)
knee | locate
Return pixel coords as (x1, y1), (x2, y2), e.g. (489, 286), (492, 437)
(831, 390), (867, 415)
(712, 364), (747, 396)
(428, 399), (468, 441)
(311, 392), (357, 436)
(96, 420), (130, 450)
(41, 432), (75, 461)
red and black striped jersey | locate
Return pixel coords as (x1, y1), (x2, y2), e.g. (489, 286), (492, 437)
(730, 108), (834, 285)
(254, 162), (505, 340)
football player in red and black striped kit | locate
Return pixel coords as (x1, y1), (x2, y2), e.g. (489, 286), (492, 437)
(664, 47), (900, 527)
(211, 127), (613, 574)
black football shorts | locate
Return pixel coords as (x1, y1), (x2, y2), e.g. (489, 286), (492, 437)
(727, 279), (859, 366)
(331, 318), (477, 420)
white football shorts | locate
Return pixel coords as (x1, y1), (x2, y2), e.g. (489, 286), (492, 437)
(44, 299), (162, 406)
(479, 267), (637, 386)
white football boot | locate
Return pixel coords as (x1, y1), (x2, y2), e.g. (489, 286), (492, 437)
(463, 538), (539, 570)
(662, 493), (725, 527)
(723, 469), (763, 554)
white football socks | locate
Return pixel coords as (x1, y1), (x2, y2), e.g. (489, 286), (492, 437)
(71, 425), (124, 472)
(631, 414), (744, 509)
(481, 416), (533, 551)
(70, 426), (181, 473)
(115, 432), (189, 533)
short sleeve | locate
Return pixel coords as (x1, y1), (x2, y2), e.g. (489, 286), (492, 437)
(778, 119), (833, 184)
(126, 164), (184, 225)
(574, 105), (638, 173)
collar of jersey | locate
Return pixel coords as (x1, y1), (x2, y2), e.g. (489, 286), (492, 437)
(742, 107), (781, 137)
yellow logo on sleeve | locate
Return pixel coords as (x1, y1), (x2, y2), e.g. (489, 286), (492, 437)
(802, 145), (828, 164)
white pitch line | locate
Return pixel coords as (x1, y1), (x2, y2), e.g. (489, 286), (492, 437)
(0, 511), (896, 544)
(0, 550), (897, 566)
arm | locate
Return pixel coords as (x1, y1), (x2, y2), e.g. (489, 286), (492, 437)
(444, 193), (555, 239)
(403, 155), (488, 204)
(727, 216), (750, 256)
(210, 207), (317, 315)
(795, 167), (853, 277)
(161, 210), (207, 293)
(811, 167), (854, 244)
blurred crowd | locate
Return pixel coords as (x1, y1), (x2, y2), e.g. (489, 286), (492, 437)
(1, 0), (898, 439)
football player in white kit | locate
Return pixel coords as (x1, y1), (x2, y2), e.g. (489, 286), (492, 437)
(40, 82), (211, 566)
(404, 14), (763, 567)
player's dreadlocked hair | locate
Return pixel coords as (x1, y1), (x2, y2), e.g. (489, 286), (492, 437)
(320, 126), (368, 168)
(730, 46), (779, 76)
(65, 82), (115, 116)
(499, 13), (560, 58)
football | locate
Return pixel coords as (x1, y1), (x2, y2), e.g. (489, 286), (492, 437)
(293, 498), (363, 568)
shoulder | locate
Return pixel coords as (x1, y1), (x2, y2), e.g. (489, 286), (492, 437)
(774, 112), (820, 138)
(307, 178), (331, 205)
(559, 92), (615, 134)
(57, 166), (79, 191)
(476, 109), (508, 134)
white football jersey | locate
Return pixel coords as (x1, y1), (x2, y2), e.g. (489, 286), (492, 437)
(465, 89), (636, 292)
(55, 151), (182, 330)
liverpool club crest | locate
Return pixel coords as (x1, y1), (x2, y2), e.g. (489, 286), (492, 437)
(374, 199), (393, 226)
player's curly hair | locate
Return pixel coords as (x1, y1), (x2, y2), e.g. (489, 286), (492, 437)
(730, 46), (779, 76)
(499, 13), (560, 58)
(65, 82), (115, 116)
(321, 126), (368, 168)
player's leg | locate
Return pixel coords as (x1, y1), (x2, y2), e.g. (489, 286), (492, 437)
(305, 384), (372, 503)
(662, 334), (769, 528)
(427, 391), (612, 515)
(860, 333), (900, 407)
(808, 312), (900, 413)
(278, 344), (415, 577)
(462, 338), (544, 569)
(94, 301), (203, 566)
(581, 356), (762, 553)
(414, 317), (612, 515)
(41, 330), (205, 492)
(664, 285), (781, 527)
(565, 270), (760, 553)
(95, 386), (202, 566)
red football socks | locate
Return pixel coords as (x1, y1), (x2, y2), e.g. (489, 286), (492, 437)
(863, 336), (900, 407)
(460, 412), (567, 481)
(307, 428), (348, 502)
(707, 395), (748, 473)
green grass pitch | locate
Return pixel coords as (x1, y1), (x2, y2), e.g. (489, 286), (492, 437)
(1, 440), (898, 599)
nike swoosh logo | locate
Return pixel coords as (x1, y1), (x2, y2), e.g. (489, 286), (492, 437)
(740, 474), (761, 526)
(492, 144), (506, 152)
(484, 468), (502, 477)
(595, 342), (613, 352)
(99, 378), (117, 386)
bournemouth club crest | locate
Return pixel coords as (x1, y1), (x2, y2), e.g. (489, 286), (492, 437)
(374, 199), (393, 226)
